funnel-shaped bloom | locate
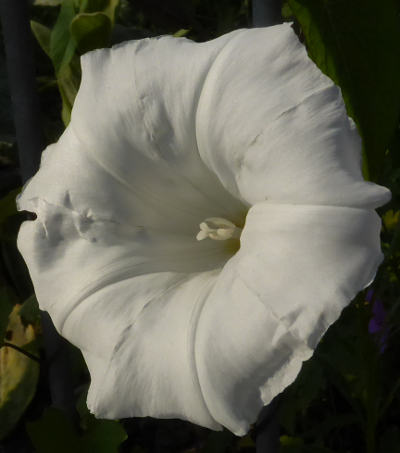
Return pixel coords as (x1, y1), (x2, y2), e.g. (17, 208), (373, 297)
(17, 24), (390, 435)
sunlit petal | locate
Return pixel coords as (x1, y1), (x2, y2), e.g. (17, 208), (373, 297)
(196, 25), (390, 208)
(195, 203), (383, 434)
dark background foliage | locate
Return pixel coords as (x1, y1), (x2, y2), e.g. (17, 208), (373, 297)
(1, 0), (400, 452)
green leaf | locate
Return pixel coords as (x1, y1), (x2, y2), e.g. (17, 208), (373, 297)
(0, 188), (19, 233)
(280, 437), (335, 453)
(0, 141), (16, 168)
(303, 413), (359, 441)
(79, 0), (119, 23)
(33, 0), (63, 5)
(281, 2), (294, 20)
(201, 430), (235, 453)
(75, 389), (127, 452)
(30, 21), (51, 57)
(19, 295), (41, 327)
(237, 434), (255, 448)
(81, 418), (127, 453)
(0, 287), (15, 343)
(288, 0), (400, 181)
(27, 408), (80, 453)
(280, 435), (304, 446)
(99, 0), (119, 24)
(50, 0), (77, 73)
(0, 188), (19, 218)
(28, 405), (127, 453)
(70, 12), (112, 54)
(57, 56), (81, 126)
(1, 221), (34, 299)
(303, 448), (335, 453)
(279, 358), (324, 434)
(379, 426), (400, 453)
(79, 0), (108, 13)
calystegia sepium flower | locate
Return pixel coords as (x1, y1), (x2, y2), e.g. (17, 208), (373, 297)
(17, 24), (390, 435)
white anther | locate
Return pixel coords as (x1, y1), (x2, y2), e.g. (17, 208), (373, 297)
(196, 217), (242, 241)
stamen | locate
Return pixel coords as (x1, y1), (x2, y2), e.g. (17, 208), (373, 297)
(196, 217), (242, 241)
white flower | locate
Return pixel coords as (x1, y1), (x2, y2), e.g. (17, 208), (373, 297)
(17, 24), (390, 436)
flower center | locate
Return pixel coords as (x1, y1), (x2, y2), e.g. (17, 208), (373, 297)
(196, 217), (242, 241)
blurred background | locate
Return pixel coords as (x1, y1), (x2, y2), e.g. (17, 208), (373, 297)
(0, 0), (400, 452)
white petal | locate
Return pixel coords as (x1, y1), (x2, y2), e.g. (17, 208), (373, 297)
(64, 271), (222, 430)
(195, 202), (383, 435)
(196, 24), (390, 208)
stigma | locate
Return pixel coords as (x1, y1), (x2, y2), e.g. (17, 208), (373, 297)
(196, 217), (242, 241)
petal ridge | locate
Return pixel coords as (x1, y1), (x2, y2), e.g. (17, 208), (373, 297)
(85, 271), (222, 430)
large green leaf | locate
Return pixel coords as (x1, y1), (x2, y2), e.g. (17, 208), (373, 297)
(288, 0), (400, 181)
(80, 418), (128, 453)
(27, 408), (81, 453)
(30, 21), (52, 57)
(27, 406), (127, 453)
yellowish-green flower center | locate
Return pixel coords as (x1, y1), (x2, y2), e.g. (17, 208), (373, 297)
(196, 217), (242, 241)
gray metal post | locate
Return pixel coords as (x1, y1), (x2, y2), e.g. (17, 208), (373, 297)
(252, 0), (282, 27)
(0, 0), (75, 417)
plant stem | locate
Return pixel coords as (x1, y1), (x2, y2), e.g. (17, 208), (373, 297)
(0, 0), (44, 182)
(2, 341), (41, 363)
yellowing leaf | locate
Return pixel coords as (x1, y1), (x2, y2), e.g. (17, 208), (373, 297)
(173, 29), (190, 38)
(383, 209), (400, 231)
(0, 305), (39, 439)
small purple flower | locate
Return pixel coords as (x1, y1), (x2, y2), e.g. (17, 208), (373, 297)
(367, 290), (389, 353)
